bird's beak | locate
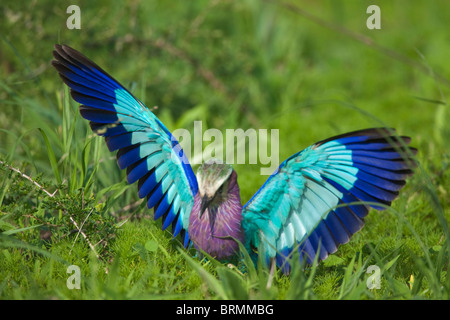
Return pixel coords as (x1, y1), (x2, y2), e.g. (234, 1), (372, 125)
(199, 196), (212, 219)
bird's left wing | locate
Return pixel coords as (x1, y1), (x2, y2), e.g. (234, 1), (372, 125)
(52, 44), (198, 247)
(242, 128), (416, 272)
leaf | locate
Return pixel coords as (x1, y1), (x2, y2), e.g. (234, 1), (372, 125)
(145, 240), (158, 253)
(323, 255), (345, 267)
(133, 243), (147, 260)
(412, 96), (446, 105)
(217, 266), (248, 300)
(0, 234), (67, 263)
(177, 248), (228, 299)
(431, 245), (443, 253)
(0, 212), (16, 231)
(175, 104), (207, 129)
(39, 128), (61, 184)
(235, 238), (257, 280)
(2, 224), (43, 235)
(383, 254), (400, 272)
(338, 255), (356, 299)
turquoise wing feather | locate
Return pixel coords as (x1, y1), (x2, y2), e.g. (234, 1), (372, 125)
(242, 128), (416, 272)
(52, 44), (198, 247)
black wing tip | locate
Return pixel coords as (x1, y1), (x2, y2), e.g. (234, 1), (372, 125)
(53, 43), (79, 58)
(315, 127), (418, 155)
(51, 43), (138, 102)
(53, 43), (100, 70)
(52, 44), (72, 64)
(315, 127), (395, 146)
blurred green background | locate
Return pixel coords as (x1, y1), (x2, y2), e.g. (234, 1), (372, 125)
(0, 0), (449, 299)
(1, 0), (449, 199)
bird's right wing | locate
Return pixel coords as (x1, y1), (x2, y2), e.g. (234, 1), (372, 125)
(52, 44), (198, 247)
(242, 128), (416, 272)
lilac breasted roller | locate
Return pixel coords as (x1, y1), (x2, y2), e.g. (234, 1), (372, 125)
(52, 44), (417, 272)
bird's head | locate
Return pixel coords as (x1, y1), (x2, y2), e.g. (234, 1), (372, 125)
(196, 159), (236, 217)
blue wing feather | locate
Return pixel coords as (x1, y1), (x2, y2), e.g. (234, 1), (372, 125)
(106, 132), (160, 151)
(138, 169), (158, 198)
(52, 44), (198, 246)
(242, 128), (416, 270)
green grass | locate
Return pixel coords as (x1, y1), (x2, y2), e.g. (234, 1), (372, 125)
(0, 0), (449, 299)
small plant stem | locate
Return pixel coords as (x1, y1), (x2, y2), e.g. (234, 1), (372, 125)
(0, 159), (100, 259)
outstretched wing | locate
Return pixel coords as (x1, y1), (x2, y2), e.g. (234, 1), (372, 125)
(242, 128), (416, 272)
(52, 44), (198, 247)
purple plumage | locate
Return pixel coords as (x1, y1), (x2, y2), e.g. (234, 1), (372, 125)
(189, 168), (244, 260)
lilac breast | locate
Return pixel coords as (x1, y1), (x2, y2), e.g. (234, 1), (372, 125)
(188, 185), (244, 260)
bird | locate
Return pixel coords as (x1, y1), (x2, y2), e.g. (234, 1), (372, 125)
(52, 44), (417, 273)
